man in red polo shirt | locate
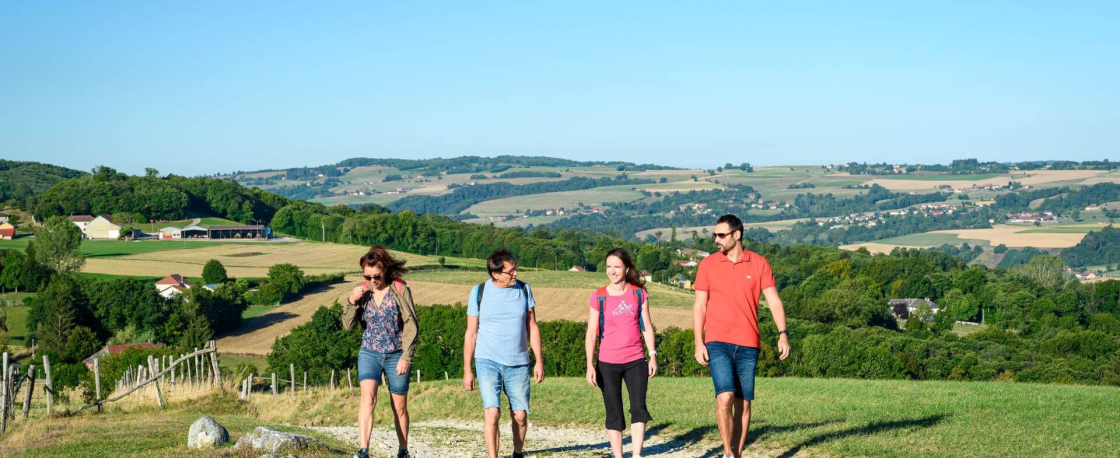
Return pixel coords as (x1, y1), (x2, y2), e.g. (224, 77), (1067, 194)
(693, 214), (791, 458)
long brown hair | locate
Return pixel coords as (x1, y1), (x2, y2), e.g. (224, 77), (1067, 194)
(359, 245), (408, 284)
(605, 248), (645, 289)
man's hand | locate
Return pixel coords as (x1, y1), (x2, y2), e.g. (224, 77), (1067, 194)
(778, 334), (791, 361)
(585, 366), (597, 387)
(694, 344), (709, 367)
(533, 361), (545, 384)
(348, 284), (367, 305)
(463, 370), (476, 391)
(396, 357), (410, 376)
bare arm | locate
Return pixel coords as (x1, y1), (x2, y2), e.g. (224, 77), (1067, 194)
(641, 297), (658, 377)
(528, 307), (545, 383)
(585, 308), (598, 386)
(462, 315), (479, 390)
(762, 286), (791, 360)
(692, 290), (709, 366)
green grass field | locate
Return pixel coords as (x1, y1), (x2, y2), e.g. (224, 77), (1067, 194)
(242, 304), (274, 320)
(0, 239), (258, 258)
(2, 374), (1118, 457)
(464, 185), (645, 216)
(1020, 224), (1111, 234)
(1, 305), (31, 346)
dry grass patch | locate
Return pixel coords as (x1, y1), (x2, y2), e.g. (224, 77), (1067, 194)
(936, 225), (1087, 248)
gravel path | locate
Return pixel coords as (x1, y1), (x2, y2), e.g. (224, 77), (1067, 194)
(312, 420), (780, 458)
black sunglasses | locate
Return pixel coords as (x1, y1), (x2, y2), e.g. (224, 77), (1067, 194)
(363, 274), (384, 282)
(714, 232), (732, 239)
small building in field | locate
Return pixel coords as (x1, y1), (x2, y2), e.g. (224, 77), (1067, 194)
(159, 226), (182, 240)
(155, 274), (192, 298)
(68, 215), (95, 235)
(569, 266), (586, 272)
(85, 215), (122, 240)
(0, 211), (9, 224)
(639, 271), (653, 283)
(672, 259), (698, 268)
(0, 222), (14, 240)
(208, 225), (266, 239)
(82, 343), (161, 369)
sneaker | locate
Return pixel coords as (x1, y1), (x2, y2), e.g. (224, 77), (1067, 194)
(398, 449), (410, 458)
(512, 453), (525, 458)
(353, 448), (369, 458)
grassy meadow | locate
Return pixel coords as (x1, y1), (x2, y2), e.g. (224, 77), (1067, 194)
(2, 377), (1117, 457)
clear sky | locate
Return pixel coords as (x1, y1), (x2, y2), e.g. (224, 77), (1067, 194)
(2, 1), (1117, 176)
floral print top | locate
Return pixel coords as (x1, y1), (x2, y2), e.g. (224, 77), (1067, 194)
(362, 290), (403, 353)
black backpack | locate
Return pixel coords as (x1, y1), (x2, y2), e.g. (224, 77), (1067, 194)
(475, 279), (530, 312)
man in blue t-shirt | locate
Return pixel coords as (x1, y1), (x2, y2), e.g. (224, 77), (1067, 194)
(463, 248), (545, 458)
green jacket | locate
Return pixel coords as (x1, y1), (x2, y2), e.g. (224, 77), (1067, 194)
(342, 280), (420, 360)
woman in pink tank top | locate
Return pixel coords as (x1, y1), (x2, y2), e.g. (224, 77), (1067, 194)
(584, 248), (658, 458)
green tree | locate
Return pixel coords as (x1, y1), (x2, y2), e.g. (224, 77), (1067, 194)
(267, 263), (304, 296)
(33, 215), (85, 273)
(1010, 255), (1070, 289)
(63, 325), (102, 363)
(202, 259), (229, 284)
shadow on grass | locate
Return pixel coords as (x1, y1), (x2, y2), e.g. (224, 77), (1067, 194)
(771, 414), (949, 458)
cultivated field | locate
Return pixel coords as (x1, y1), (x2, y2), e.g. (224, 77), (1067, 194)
(841, 223), (1092, 253)
(81, 241), (484, 279)
(863, 169), (1109, 192)
(220, 271), (699, 356)
(463, 185), (646, 216)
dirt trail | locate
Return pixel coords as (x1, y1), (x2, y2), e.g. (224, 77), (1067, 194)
(312, 419), (787, 458)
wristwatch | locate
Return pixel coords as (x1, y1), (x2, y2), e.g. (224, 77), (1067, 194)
(779, 330), (789, 337)
(649, 350), (657, 356)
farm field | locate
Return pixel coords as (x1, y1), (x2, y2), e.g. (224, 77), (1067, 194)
(80, 241), (484, 279)
(0, 238), (256, 257)
(462, 214), (567, 228)
(843, 224), (1092, 253)
(863, 169), (1108, 192)
(463, 185), (646, 216)
(0, 305), (31, 346)
(221, 271), (698, 356)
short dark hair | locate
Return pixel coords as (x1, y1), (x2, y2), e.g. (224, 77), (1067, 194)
(717, 214), (744, 242)
(359, 245), (409, 283)
(487, 248), (516, 277)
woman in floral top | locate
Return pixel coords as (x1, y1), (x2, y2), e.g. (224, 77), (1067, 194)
(343, 245), (420, 458)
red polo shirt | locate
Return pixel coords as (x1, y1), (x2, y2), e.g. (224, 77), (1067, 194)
(694, 249), (776, 348)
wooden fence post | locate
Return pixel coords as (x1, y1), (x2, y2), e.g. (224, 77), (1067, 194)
(148, 356), (165, 409)
(289, 364), (296, 397)
(303, 372), (308, 394)
(347, 368), (353, 389)
(22, 365), (35, 419)
(330, 370), (336, 390)
(42, 355), (53, 416)
(94, 359), (103, 413)
(1, 363), (9, 434)
(271, 373), (277, 396)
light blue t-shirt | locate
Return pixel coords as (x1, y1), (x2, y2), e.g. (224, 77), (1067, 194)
(468, 280), (536, 367)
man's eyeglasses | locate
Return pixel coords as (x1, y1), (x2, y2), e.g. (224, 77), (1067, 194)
(363, 274), (384, 282)
(498, 265), (519, 276)
(714, 232), (732, 239)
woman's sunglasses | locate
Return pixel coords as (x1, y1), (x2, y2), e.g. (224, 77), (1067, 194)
(363, 274), (384, 282)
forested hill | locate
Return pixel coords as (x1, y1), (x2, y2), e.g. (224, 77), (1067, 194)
(1062, 226), (1120, 268)
(221, 155), (679, 179)
(0, 159), (86, 201)
(388, 175), (655, 216)
(29, 166), (292, 223)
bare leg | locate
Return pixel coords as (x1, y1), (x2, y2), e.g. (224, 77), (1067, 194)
(732, 399), (752, 457)
(483, 407), (501, 458)
(715, 392), (735, 457)
(511, 409), (528, 454)
(607, 429), (624, 458)
(358, 380), (379, 450)
(631, 422), (646, 457)
(389, 392), (410, 451)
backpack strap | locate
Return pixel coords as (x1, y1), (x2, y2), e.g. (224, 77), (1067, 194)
(595, 287), (608, 340)
(475, 282), (487, 313)
(633, 288), (646, 332)
(393, 280), (406, 295)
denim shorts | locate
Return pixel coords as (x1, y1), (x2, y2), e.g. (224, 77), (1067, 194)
(706, 342), (759, 401)
(475, 358), (531, 413)
(357, 349), (411, 395)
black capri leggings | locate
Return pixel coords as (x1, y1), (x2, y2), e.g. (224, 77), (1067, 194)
(596, 358), (653, 431)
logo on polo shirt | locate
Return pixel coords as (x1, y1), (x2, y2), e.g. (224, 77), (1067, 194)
(747, 275), (752, 279)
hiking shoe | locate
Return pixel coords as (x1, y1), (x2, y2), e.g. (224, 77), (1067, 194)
(512, 453), (525, 458)
(397, 449), (410, 458)
(353, 448), (369, 458)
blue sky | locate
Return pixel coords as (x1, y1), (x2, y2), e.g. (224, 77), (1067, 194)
(2, 1), (1117, 175)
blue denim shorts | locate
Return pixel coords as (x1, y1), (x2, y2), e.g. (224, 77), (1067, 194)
(357, 349), (411, 395)
(475, 358), (531, 413)
(706, 342), (759, 401)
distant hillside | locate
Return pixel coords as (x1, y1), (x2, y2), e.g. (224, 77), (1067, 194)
(1062, 225), (1120, 268)
(32, 166), (291, 223)
(0, 159), (85, 201)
